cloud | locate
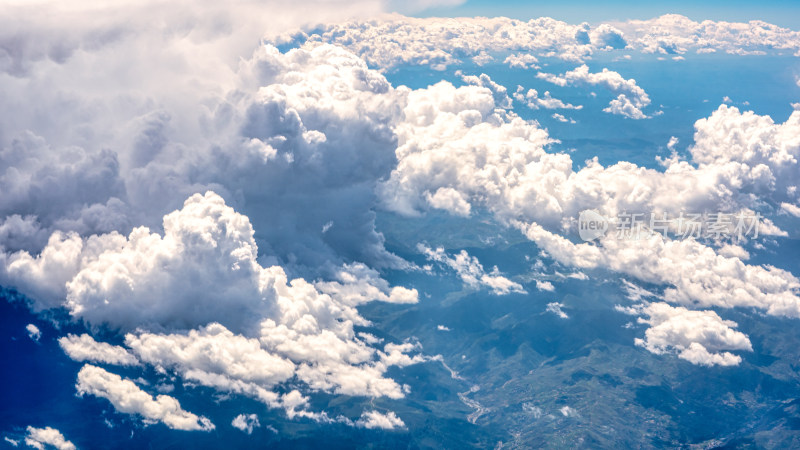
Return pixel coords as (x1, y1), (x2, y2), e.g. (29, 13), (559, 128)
(355, 410), (405, 430)
(25, 324), (40, 342)
(551, 113), (576, 124)
(619, 302), (753, 366)
(559, 406), (578, 417)
(614, 14), (800, 56)
(231, 414), (260, 434)
(23, 426), (75, 450)
(314, 263), (419, 306)
(76, 364), (214, 431)
(380, 79), (800, 321)
(546, 302), (569, 319)
(536, 65), (651, 119)
(293, 16), (606, 71)
(289, 15), (800, 74)
(504, 54), (539, 70)
(513, 86), (582, 110)
(3, 192), (423, 423)
(125, 324), (296, 405)
(590, 24), (627, 50)
(58, 334), (139, 366)
(0, 6), (418, 275)
(418, 244), (526, 295)
(536, 280), (555, 291)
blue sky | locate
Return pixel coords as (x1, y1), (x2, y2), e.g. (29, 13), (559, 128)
(416, 0), (800, 27)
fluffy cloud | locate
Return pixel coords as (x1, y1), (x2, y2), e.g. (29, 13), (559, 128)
(286, 15), (800, 73)
(0, 5), (416, 275)
(23, 426), (75, 450)
(126, 324), (295, 405)
(513, 86), (582, 110)
(614, 14), (800, 56)
(504, 53), (539, 70)
(380, 77), (800, 325)
(58, 334), (139, 366)
(619, 302), (753, 366)
(292, 15), (607, 70)
(3, 192), (422, 423)
(546, 302), (568, 319)
(76, 364), (214, 431)
(355, 410), (405, 430)
(418, 244), (525, 295)
(25, 324), (40, 342)
(536, 64), (651, 118)
(231, 414), (260, 434)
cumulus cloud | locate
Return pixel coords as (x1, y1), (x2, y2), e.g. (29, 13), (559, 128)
(58, 334), (138, 366)
(589, 24), (627, 50)
(504, 53), (539, 70)
(76, 364), (214, 431)
(614, 14), (800, 56)
(619, 302), (753, 366)
(289, 15), (800, 73)
(315, 263), (419, 306)
(2, 192), (424, 423)
(513, 86), (582, 110)
(418, 244), (526, 295)
(231, 414), (260, 434)
(0, 5), (416, 276)
(536, 64), (651, 118)
(293, 16), (602, 70)
(23, 426), (75, 450)
(380, 79), (800, 321)
(546, 302), (569, 319)
(355, 410), (405, 430)
(25, 324), (40, 342)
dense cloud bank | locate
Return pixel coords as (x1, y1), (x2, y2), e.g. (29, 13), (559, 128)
(1, 5), (799, 434)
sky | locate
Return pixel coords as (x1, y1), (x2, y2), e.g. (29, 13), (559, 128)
(417, 0), (800, 27)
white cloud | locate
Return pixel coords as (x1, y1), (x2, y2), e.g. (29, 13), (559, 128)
(298, 16), (600, 71)
(619, 302), (752, 366)
(2, 192), (423, 424)
(437, 325), (451, 331)
(513, 86), (582, 110)
(418, 244), (526, 295)
(503, 54), (539, 70)
(604, 94), (647, 119)
(381, 80), (800, 320)
(23, 426), (75, 450)
(781, 202), (800, 218)
(536, 280), (555, 291)
(559, 406), (578, 417)
(315, 263), (419, 306)
(551, 113), (576, 124)
(614, 14), (800, 56)
(231, 414), (260, 434)
(667, 136), (679, 151)
(76, 364), (214, 431)
(25, 324), (40, 342)
(126, 324), (295, 405)
(0, 20), (414, 274)
(589, 24), (627, 50)
(58, 334), (138, 366)
(294, 15), (800, 73)
(546, 302), (569, 319)
(536, 65), (651, 119)
(355, 410), (405, 430)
